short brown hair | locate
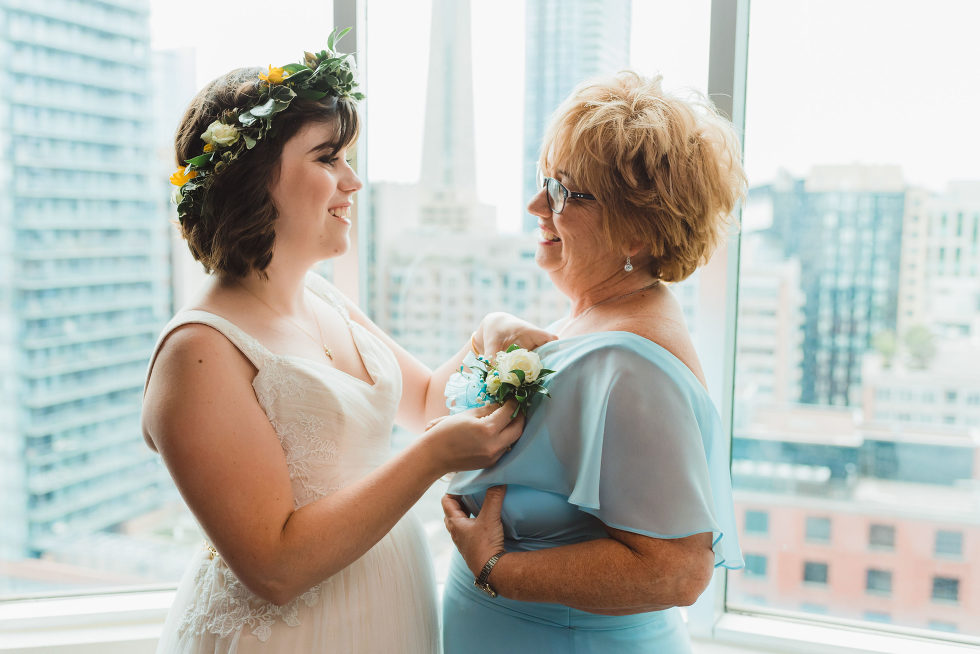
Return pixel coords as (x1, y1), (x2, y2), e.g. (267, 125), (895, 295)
(539, 71), (746, 282)
(173, 67), (359, 277)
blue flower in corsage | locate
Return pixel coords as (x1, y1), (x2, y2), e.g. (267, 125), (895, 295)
(445, 344), (555, 418)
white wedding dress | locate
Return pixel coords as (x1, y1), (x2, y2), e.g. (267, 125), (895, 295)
(148, 275), (439, 653)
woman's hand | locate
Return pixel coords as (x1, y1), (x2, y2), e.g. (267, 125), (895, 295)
(421, 402), (523, 475)
(473, 312), (557, 359)
(442, 486), (507, 577)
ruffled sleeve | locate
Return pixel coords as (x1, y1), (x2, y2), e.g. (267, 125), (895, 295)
(545, 343), (743, 569)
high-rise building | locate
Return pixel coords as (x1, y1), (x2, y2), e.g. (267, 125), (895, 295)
(382, 232), (568, 368)
(766, 166), (906, 406)
(860, 339), (980, 431)
(418, 0), (494, 233)
(0, 0), (174, 584)
(370, 0), (569, 370)
(735, 232), (804, 412)
(729, 404), (980, 635)
(522, 0), (631, 232)
(924, 181), (980, 338)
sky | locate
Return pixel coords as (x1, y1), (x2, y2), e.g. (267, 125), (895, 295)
(150, 0), (980, 233)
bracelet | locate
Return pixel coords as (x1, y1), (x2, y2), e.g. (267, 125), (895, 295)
(469, 331), (481, 356)
(474, 550), (507, 598)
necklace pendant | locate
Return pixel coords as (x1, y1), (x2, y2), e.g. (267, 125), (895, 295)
(324, 346), (334, 360)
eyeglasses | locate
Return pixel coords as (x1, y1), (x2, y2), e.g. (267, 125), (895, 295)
(536, 167), (596, 214)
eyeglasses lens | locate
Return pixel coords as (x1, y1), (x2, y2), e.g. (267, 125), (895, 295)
(546, 178), (565, 214)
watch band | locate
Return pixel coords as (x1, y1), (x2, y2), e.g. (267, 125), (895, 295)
(474, 550), (507, 598)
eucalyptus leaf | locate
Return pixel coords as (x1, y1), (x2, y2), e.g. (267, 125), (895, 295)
(295, 88), (329, 101)
(270, 85), (296, 102)
(248, 98), (280, 118)
(282, 63), (308, 74)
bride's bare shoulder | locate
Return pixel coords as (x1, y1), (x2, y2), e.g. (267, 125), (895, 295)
(142, 322), (257, 450)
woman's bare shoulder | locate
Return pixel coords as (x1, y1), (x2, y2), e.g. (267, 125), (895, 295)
(142, 322), (258, 449)
(608, 290), (707, 387)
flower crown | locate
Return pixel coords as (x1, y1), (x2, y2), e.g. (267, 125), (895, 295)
(170, 28), (364, 226)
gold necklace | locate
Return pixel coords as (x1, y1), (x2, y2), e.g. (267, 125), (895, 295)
(237, 282), (334, 360)
(559, 280), (661, 336)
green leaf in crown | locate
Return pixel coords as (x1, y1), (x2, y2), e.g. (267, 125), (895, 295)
(168, 27), (363, 226)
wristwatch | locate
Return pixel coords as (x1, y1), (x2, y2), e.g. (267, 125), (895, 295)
(474, 550), (507, 598)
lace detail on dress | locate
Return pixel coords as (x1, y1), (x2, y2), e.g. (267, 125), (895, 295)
(255, 357), (310, 405)
(271, 412), (339, 504)
(177, 557), (323, 643)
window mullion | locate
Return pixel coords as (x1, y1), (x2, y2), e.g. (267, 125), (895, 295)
(688, 0), (751, 639)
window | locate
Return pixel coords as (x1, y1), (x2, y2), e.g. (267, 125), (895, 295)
(727, 0), (980, 640)
(363, 0), (711, 586)
(743, 554), (768, 578)
(805, 517), (831, 543)
(869, 524), (895, 550)
(935, 530), (963, 558)
(866, 569), (893, 595)
(744, 509), (769, 535)
(803, 561), (829, 585)
(9, 1), (980, 653)
(932, 577), (960, 603)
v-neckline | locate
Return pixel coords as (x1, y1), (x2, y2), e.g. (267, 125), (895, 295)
(181, 307), (378, 389)
(279, 322), (377, 388)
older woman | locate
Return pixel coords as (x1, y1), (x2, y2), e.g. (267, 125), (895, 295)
(441, 71), (746, 653)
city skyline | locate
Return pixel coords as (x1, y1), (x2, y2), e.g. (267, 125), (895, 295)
(149, 1), (980, 235)
(1, 0), (976, 640)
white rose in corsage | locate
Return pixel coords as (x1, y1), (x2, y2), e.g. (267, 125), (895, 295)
(201, 120), (240, 147)
(445, 344), (555, 418)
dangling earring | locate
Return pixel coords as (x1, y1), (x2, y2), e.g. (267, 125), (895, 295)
(624, 256), (633, 272)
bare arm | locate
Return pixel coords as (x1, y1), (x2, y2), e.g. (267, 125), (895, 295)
(142, 324), (524, 606)
(338, 291), (556, 432)
(442, 487), (715, 614)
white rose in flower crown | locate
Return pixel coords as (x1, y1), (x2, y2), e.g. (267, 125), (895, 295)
(495, 348), (543, 383)
(202, 120), (240, 147)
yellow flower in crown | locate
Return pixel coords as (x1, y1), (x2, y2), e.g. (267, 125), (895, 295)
(169, 167), (197, 186)
(259, 65), (288, 84)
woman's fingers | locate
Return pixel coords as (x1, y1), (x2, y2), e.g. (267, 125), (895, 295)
(441, 493), (469, 520)
(424, 415), (448, 431)
(478, 485), (507, 523)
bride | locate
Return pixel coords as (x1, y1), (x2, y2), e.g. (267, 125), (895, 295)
(143, 43), (553, 653)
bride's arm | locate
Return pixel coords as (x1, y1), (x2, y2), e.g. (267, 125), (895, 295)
(142, 324), (523, 606)
(334, 291), (555, 433)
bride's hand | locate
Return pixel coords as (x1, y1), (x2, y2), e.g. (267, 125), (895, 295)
(442, 486), (507, 577)
(472, 312), (556, 358)
(422, 400), (523, 474)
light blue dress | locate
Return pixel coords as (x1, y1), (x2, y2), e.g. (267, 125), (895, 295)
(443, 331), (743, 654)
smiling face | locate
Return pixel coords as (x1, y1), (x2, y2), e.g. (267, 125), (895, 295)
(530, 166), (620, 292)
(268, 120), (362, 265)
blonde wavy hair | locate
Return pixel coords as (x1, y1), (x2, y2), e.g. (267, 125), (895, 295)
(539, 71), (747, 282)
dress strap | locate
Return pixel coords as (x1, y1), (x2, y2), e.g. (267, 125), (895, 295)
(305, 272), (353, 326)
(143, 310), (274, 397)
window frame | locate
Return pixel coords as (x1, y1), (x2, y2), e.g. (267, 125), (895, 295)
(2, 1), (978, 653)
